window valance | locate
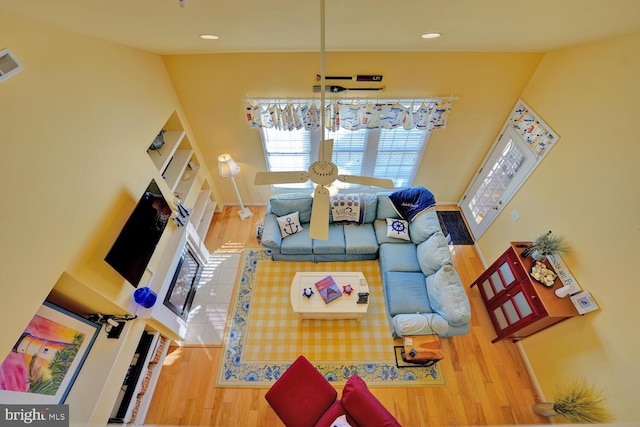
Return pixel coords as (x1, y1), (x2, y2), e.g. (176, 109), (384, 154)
(244, 97), (455, 132)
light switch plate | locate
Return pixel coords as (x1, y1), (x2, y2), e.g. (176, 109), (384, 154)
(511, 210), (520, 222)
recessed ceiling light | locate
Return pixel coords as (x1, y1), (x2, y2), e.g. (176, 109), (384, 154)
(199, 34), (219, 40)
(421, 33), (441, 39)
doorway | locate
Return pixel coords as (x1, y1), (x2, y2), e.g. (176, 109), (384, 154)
(460, 100), (559, 239)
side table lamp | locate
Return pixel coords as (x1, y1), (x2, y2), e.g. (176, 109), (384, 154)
(218, 153), (253, 220)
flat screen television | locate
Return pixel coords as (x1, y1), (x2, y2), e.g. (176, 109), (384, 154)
(105, 179), (172, 287)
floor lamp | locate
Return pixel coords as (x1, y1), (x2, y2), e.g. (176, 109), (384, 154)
(217, 153), (253, 220)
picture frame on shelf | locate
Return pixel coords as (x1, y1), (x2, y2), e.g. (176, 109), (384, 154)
(570, 291), (599, 315)
(0, 301), (100, 404)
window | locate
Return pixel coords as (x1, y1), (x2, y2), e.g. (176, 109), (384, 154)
(260, 126), (430, 189)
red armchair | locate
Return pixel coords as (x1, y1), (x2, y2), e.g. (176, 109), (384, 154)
(265, 356), (401, 427)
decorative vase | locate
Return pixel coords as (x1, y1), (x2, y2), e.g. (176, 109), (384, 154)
(134, 286), (157, 308)
(532, 402), (558, 418)
(149, 129), (167, 151)
(531, 250), (545, 261)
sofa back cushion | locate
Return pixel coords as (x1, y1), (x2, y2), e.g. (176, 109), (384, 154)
(341, 375), (401, 427)
(375, 194), (401, 220)
(416, 231), (452, 275)
(426, 265), (471, 327)
(409, 208), (441, 244)
(270, 194), (313, 223)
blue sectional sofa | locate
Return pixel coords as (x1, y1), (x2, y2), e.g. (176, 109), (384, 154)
(260, 189), (471, 337)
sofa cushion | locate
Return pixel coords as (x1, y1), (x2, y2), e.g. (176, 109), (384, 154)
(344, 223), (378, 255)
(314, 401), (347, 427)
(261, 214), (282, 249)
(281, 226), (313, 255)
(426, 265), (471, 327)
(375, 194), (400, 220)
(276, 211), (304, 238)
(374, 220), (409, 245)
(378, 243), (421, 273)
(409, 208), (441, 244)
(270, 194), (313, 223)
(341, 375), (401, 427)
(265, 356), (337, 427)
(386, 218), (410, 241)
(384, 272), (431, 316)
(312, 225), (345, 254)
(362, 193), (378, 224)
(416, 231), (452, 275)
(391, 313), (451, 337)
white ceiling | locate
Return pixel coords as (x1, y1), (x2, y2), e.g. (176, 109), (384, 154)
(1, 0), (639, 55)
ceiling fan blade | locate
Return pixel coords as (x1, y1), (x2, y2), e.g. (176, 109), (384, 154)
(254, 171), (308, 185)
(309, 186), (330, 240)
(337, 174), (395, 188)
(321, 138), (333, 163)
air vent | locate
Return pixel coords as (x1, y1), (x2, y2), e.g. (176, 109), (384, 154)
(0, 48), (23, 83)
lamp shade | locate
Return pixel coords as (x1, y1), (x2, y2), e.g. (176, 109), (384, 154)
(218, 153), (240, 178)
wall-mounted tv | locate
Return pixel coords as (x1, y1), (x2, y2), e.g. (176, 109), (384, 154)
(105, 179), (172, 287)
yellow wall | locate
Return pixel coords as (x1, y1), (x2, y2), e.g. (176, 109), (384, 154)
(0, 12), (203, 424)
(477, 33), (640, 421)
(4, 6), (638, 423)
(162, 51), (542, 205)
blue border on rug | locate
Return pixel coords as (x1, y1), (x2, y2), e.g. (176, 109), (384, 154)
(217, 248), (444, 387)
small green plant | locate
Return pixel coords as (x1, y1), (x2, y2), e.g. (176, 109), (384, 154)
(544, 378), (614, 423)
(533, 230), (568, 256)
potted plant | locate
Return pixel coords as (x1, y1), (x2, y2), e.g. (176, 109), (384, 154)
(532, 378), (614, 423)
(531, 230), (567, 260)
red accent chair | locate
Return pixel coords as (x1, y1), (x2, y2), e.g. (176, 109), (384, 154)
(265, 355), (401, 427)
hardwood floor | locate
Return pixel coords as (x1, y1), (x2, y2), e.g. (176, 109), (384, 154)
(145, 205), (549, 426)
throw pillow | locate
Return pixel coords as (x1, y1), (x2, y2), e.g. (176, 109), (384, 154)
(416, 231), (452, 276)
(386, 218), (410, 241)
(276, 211), (303, 238)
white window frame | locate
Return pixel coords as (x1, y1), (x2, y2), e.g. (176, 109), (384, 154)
(260, 126), (430, 190)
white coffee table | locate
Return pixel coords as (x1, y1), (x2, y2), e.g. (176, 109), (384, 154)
(290, 271), (369, 320)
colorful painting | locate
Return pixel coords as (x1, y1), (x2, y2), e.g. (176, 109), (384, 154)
(0, 301), (99, 404)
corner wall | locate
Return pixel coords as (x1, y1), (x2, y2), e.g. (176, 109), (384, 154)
(0, 12), (199, 424)
(477, 33), (640, 421)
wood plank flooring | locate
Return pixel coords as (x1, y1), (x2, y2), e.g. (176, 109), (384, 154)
(145, 205), (549, 426)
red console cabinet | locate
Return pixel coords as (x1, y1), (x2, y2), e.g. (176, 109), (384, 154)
(471, 242), (578, 343)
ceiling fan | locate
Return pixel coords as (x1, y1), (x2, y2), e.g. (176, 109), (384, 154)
(254, 0), (395, 240)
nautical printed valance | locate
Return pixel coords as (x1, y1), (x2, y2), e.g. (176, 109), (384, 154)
(244, 98), (453, 132)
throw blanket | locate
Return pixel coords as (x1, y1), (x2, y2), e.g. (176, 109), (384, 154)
(330, 194), (365, 224)
(388, 187), (436, 221)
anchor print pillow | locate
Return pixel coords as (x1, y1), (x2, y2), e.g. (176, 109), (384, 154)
(386, 218), (410, 241)
(276, 211), (304, 238)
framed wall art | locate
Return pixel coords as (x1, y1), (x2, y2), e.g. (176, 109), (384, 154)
(0, 301), (99, 403)
(570, 291), (600, 315)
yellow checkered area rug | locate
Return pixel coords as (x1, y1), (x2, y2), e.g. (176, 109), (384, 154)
(216, 248), (445, 387)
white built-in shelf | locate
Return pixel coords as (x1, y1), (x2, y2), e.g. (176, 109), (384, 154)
(197, 201), (216, 240)
(163, 149), (193, 192)
(173, 165), (200, 201)
(190, 189), (211, 227)
(147, 130), (185, 174)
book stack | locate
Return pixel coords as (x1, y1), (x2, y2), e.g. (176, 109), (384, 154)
(314, 276), (343, 304)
